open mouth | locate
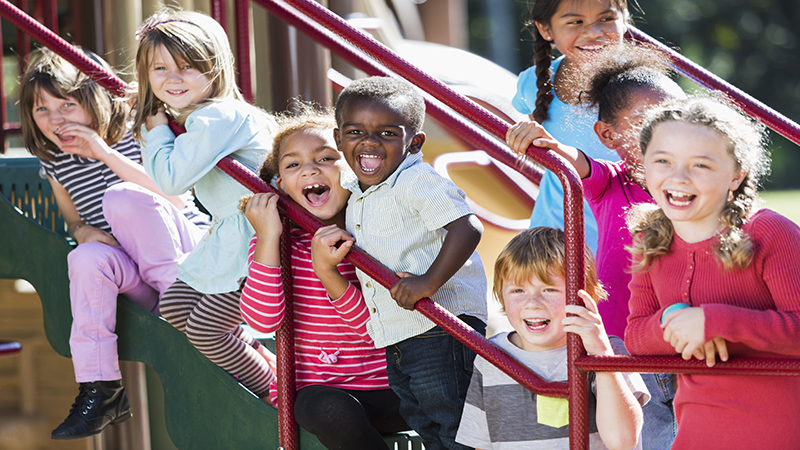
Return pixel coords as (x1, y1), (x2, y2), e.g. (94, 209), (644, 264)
(665, 190), (696, 207)
(524, 318), (550, 331)
(54, 132), (74, 143)
(303, 183), (331, 206)
(167, 89), (188, 95)
(358, 154), (382, 173)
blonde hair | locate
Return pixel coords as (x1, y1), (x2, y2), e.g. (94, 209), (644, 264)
(628, 96), (770, 271)
(19, 47), (130, 161)
(493, 227), (606, 310)
(132, 9), (241, 138)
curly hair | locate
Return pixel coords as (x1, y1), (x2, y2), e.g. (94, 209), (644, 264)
(628, 96), (770, 271)
(19, 47), (130, 161)
(493, 226), (607, 311)
(334, 76), (425, 134)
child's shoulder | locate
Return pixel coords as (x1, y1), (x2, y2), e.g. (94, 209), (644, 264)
(746, 208), (799, 234)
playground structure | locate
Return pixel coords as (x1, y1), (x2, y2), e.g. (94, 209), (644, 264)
(1, 0), (800, 449)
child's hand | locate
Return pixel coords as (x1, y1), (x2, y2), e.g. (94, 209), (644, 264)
(311, 225), (354, 273)
(56, 123), (111, 161)
(390, 272), (438, 310)
(661, 306), (729, 366)
(74, 224), (120, 247)
(244, 193), (282, 241)
(145, 106), (168, 131)
(562, 290), (614, 356)
(506, 120), (560, 156)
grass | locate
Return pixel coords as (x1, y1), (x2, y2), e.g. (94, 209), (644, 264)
(760, 189), (800, 225)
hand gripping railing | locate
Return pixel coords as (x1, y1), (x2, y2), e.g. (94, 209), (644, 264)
(626, 27), (800, 148)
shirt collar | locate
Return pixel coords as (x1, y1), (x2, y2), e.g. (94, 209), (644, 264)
(343, 152), (423, 195)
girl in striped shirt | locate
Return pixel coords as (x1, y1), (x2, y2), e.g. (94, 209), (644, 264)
(19, 48), (208, 440)
(240, 103), (408, 449)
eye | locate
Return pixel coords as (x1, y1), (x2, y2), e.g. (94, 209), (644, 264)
(34, 106), (47, 113)
(63, 102), (76, 108)
(182, 64), (194, 71)
(345, 129), (363, 136)
(284, 162), (299, 170)
(152, 64), (167, 71)
(381, 130), (398, 137)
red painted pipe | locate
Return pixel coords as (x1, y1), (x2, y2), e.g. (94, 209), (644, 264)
(575, 355), (800, 376)
(234, 0), (253, 103)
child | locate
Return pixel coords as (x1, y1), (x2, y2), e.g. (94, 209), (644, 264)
(133, 10), (277, 400)
(513, 0), (632, 252)
(507, 45), (684, 450)
(456, 227), (648, 449)
(19, 48), (209, 439)
(625, 96), (800, 449)
(327, 76), (488, 450)
(238, 103), (408, 448)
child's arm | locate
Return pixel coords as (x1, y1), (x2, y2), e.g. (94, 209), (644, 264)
(310, 225), (355, 300)
(311, 225), (374, 342)
(390, 214), (483, 310)
(240, 193), (285, 333)
(57, 123), (185, 210)
(506, 120), (591, 179)
(48, 175), (118, 246)
(661, 308), (729, 367)
(140, 102), (262, 195)
(563, 290), (643, 450)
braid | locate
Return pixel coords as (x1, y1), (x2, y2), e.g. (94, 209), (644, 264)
(715, 174), (757, 269)
(626, 203), (674, 272)
(532, 35), (554, 123)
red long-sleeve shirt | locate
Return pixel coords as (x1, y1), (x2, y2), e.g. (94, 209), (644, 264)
(626, 209), (800, 449)
(240, 228), (389, 405)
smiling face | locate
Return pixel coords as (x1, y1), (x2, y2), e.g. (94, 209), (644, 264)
(502, 272), (568, 352)
(32, 89), (93, 149)
(335, 99), (425, 191)
(536, 0), (626, 66)
(148, 44), (214, 112)
(274, 128), (351, 225)
(643, 121), (746, 243)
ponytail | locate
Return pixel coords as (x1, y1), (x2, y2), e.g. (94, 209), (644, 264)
(531, 34), (554, 123)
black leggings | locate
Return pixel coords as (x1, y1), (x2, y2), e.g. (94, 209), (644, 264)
(294, 385), (410, 450)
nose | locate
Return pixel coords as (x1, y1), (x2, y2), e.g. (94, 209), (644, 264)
(299, 159), (320, 176)
(360, 133), (380, 147)
(582, 20), (604, 39)
(50, 109), (65, 125)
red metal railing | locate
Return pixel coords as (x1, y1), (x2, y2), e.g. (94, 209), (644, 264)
(3, 1), (800, 449)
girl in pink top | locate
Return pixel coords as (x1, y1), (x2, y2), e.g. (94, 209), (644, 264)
(624, 96), (800, 449)
(239, 103), (407, 449)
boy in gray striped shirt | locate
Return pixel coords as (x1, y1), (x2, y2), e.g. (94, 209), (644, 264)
(456, 227), (649, 449)
(325, 76), (488, 449)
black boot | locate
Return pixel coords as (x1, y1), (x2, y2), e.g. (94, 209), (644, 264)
(51, 380), (133, 440)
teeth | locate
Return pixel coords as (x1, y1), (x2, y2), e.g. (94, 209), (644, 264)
(524, 319), (550, 330)
(666, 190), (694, 206)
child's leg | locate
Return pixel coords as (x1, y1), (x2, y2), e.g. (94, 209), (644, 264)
(68, 242), (158, 382)
(640, 372), (677, 450)
(386, 315), (485, 450)
(103, 182), (205, 300)
(160, 280), (203, 333)
(184, 290), (275, 397)
(294, 385), (407, 449)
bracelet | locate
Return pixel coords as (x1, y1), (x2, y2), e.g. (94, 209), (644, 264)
(661, 303), (691, 323)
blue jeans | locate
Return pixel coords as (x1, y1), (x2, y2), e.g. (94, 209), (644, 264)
(385, 315), (486, 450)
(641, 372), (677, 450)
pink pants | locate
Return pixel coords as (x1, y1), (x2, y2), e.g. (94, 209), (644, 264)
(68, 182), (206, 383)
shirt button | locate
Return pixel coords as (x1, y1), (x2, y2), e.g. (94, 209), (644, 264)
(357, 198), (363, 203)
(683, 292), (688, 297)
(686, 279), (690, 283)
(355, 224), (361, 231)
(366, 281), (372, 288)
(370, 307), (377, 313)
(689, 266), (693, 270)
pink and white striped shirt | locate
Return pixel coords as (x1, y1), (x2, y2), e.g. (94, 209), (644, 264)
(240, 228), (389, 405)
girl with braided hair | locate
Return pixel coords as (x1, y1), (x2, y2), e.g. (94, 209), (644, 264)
(512, 0), (631, 253)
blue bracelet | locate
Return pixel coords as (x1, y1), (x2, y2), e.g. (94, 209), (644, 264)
(661, 303), (691, 323)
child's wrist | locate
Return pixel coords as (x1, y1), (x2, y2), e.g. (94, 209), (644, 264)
(661, 303), (691, 323)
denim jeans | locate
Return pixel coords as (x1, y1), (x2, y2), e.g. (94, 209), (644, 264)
(385, 315), (486, 450)
(641, 372), (677, 450)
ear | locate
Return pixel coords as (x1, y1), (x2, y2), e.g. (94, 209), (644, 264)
(274, 176), (285, 193)
(730, 170), (747, 192)
(535, 21), (552, 41)
(593, 120), (618, 150)
(333, 128), (342, 150)
(407, 132), (426, 154)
